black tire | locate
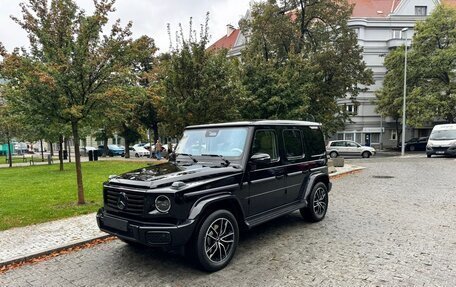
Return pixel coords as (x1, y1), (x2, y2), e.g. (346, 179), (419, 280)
(329, 151), (338, 158)
(135, 153), (140, 158)
(427, 154), (431, 158)
(192, 209), (239, 272)
(300, 182), (329, 222)
(362, 151), (371, 158)
(409, 145), (415, 152)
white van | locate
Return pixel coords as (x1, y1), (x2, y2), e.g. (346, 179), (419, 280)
(426, 124), (456, 158)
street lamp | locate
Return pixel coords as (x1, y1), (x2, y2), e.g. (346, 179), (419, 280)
(401, 28), (408, 157)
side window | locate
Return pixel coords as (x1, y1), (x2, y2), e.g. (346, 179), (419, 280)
(303, 126), (326, 157)
(251, 130), (279, 161)
(283, 129), (304, 159)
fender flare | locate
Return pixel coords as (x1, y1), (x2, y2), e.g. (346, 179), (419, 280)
(188, 193), (245, 220)
(302, 172), (330, 202)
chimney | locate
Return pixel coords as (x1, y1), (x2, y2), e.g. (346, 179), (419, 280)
(226, 24), (235, 37)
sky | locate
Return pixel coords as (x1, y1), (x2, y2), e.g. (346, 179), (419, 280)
(0, 0), (251, 53)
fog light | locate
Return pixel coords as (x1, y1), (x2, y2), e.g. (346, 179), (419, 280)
(155, 195), (171, 213)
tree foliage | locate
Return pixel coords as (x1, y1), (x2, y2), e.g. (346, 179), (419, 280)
(0, 0), (139, 204)
(377, 4), (456, 128)
(160, 16), (244, 135)
(239, 0), (373, 134)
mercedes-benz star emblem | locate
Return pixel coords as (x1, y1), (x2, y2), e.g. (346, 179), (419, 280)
(117, 192), (128, 210)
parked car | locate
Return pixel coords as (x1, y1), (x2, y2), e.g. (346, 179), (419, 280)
(98, 144), (125, 157)
(80, 146), (97, 155)
(129, 146), (150, 157)
(404, 137), (428, 151)
(426, 124), (456, 158)
(97, 120), (331, 271)
(326, 140), (376, 158)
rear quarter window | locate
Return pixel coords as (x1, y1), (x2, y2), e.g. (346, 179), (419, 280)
(303, 126), (326, 157)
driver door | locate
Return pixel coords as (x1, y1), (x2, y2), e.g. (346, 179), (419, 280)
(247, 129), (286, 216)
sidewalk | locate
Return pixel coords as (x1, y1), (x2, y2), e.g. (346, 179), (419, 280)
(0, 163), (364, 267)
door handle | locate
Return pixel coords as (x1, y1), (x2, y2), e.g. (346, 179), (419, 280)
(275, 175), (284, 179)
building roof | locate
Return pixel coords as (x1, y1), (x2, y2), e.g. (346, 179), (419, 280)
(349, 0), (456, 18)
(207, 29), (240, 51)
(349, 0), (400, 17)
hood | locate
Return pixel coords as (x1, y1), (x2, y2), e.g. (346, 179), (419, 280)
(108, 161), (242, 189)
(428, 139), (456, 147)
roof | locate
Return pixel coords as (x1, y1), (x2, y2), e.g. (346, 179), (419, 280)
(207, 29), (240, 51)
(349, 0), (400, 17)
(349, 0), (456, 18)
(186, 120), (321, 129)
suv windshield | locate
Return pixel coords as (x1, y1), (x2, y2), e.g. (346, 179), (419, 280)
(176, 127), (248, 159)
(429, 130), (456, 140)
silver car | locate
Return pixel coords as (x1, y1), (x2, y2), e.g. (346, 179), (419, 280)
(326, 140), (376, 158)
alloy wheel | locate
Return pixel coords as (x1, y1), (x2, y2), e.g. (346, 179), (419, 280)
(204, 218), (235, 263)
(313, 187), (327, 217)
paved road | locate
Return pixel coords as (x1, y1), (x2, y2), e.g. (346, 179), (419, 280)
(2, 157), (456, 286)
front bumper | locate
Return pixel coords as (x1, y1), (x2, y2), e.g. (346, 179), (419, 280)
(96, 208), (196, 248)
(426, 147), (456, 156)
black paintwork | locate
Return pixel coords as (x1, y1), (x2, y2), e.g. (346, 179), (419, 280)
(96, 120), (331, 248)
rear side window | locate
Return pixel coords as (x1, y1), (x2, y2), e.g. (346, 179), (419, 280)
(283, 129), (304, 159)
(331, 141), (345, 147)
(303, 126), (326, 157)
(251, 130), (279, 160)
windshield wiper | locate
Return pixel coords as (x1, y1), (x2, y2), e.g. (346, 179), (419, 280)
(176, 153), (198, 163)
(201, 154), (230, 167)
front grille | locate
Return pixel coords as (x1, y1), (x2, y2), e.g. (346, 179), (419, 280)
(433, 147), (449, 152)
(105, 187), (145, 215)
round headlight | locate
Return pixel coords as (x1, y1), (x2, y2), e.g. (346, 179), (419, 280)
(155, 195), (171, 213)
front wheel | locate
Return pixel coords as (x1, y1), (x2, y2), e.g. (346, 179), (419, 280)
(300, 182), (328, 222)
(409, 145), (415, 152)
(193, 209), (239, 272)
(329, 151), (338, 158)
(427, 154), (431, 158)
(362, 151), (371, 158)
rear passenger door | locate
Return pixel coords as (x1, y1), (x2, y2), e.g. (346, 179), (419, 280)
(248, 129), (286, 216)
(282, 129), (308, 203)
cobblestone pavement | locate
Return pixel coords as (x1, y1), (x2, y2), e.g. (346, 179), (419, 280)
(0, 213), (104, 264)
(1, 157), (456, 286)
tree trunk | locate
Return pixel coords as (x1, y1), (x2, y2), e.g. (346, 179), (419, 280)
(71, 121), (85, 205)
(67, 139), (72, 163)
(125, 139), (130, 158)
(103, 136), (108, 157)
(152, 122), (159, 144)
(58, 134), (64, 171)
(50, 142), (54, 156)
(7, 136), (12, 168)
(395, 118), (402, 148)
(40, 139), (44, 162)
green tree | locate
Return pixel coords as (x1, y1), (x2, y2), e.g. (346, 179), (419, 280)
(239, 0), (373, 134)
(0, 0), (137, 204)
(160, 16), (244, 135)
(406, 4), (456, 126)
(375, 47), (419, 146)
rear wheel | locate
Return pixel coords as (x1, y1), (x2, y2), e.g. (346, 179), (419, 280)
(193, 209), (239, 272)
(300, 182), (328, 222)
(409, 145), (415, 152)
(329, 151), (338, 158)
(362, 151), (371, 158)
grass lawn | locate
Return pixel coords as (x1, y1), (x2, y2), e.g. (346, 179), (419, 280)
(0, 160), (148, 231)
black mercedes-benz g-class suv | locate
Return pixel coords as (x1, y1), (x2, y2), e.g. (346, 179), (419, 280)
(97, 120), (331, 271)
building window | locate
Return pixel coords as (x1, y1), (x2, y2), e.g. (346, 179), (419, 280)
(371, 133), (380, 144)
(392, 29), (402, 39)
(390, 130), (397, 140)
(415, 6), (427, 16)
(346, 104), (358, 115)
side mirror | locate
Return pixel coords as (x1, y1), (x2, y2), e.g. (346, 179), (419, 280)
(250, 153), (271, 165)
